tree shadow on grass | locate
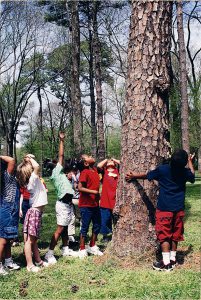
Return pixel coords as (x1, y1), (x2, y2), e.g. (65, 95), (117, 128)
(176, 244), (193, 265)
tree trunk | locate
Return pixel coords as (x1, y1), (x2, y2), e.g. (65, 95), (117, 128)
(87, 3), (97, 159)
(67, 0), (83, 156)
(37, 86), (44, 174)
(177, 1), (190, 153)
(93, 1), (105, 160)
(111, 1), (173, 256)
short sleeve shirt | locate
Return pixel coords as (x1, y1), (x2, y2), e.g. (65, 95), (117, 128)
(51, 163), (74, 200)
(79, 168), (100, 207)
(1, 171), (18, 203)
(27, 172), (48, 208)
(147, 164), (195, 211)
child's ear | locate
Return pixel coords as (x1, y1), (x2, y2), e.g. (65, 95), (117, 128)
(84, 161), (89, 167)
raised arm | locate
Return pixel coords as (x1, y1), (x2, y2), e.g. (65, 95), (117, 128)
(0, 155), (15, 175)
(58, 132), (65, 166)
(125, 171), (147, 181)
(188, 154), (195, 175)
(97, 159), (108, 169)
(111, 158), (120, 165)
(24, 154), (40, 175)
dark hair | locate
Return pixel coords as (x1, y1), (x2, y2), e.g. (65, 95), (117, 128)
(76, 156), (86, 172)
(63, 158), (78, 174)
(170, 149), (188, 182)
(170, 149), (188, 169)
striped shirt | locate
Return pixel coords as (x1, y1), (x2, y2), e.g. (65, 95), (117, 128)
(1, 171), (18, 203)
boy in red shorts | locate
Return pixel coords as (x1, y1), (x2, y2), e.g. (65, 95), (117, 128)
(126, 149), (195, 271)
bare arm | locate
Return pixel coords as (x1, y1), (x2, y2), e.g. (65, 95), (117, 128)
(97, 159), (108, 169)
(19, 194), (23, 218)
(58, 132), (65, 166)
(125, 171), (147, 181)
(78, 182), (99, 195)
(0, 155), (15, 175)
(24, 155), (40, 175)
(188, 154), (195, 175)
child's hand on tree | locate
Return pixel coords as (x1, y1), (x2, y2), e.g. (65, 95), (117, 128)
(188, 153), (195, 162)
(125, 171), (136, 181)
(59, 132), (65, 140)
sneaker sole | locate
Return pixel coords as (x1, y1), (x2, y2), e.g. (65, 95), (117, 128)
(152, 266), (173, 272)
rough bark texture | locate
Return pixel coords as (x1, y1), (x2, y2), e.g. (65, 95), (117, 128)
(37, 86), (44, 173)
(68, 0), (83, 155)
(111, 1), (173, 256)
(177, 2), (190, 153)
(93, 1), (105, 160)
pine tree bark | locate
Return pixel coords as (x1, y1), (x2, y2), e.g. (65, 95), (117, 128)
(93, 1), (105, 160)
(177, 1), (190, 153)
(111, 1), (173, 256)
(67, 0), (83, 155)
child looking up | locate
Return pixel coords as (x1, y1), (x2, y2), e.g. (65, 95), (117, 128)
(78, 154), (103, 258)
(125, 149), (195, 272)
(44, 133), (78, 264)
(97, 158), (120, 242)
(0, 155), (20, 276)
(17, 155), (48, 272)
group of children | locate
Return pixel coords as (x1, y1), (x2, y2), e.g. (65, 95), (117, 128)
(0, 132), (120, 274)
(0, 130), (195, 275)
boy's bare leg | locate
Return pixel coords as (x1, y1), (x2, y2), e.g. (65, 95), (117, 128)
(4, 240), (11, 259)
(0, 238), (7, 262)
(49, 225), (64, 250)
(61, 226), (68, 247)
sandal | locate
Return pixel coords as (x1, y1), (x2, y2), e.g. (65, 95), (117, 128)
(35, 260), (49, 268)
(27, 265), (40, 273)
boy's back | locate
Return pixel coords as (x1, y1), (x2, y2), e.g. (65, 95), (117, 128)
(147, 164), (195, 211)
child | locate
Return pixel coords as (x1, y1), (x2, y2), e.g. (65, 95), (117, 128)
(44, 133), (78, 264)
(125, 149), (195, 271)
(78, 154), (103, 258)
(97, 158), (120, 242)
(0, 155), (20, 276)
(17, 154), (48, 272)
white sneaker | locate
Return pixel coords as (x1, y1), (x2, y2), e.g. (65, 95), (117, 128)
(86, 245), (103, 256)
(62, 246), (79, 257)
(78, 249), (88, 259)
(27, 265), (40, 273)
(4, 259), (20, 270)
(44, 252), (57, 265)
(35, 260), (49, 268)
(0, 263), (9, 276)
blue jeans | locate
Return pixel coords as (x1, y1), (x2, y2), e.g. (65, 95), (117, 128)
(80, 207), (101, 237)
(100, 208), (113, 235)
(20, 199), (30, 224)
(0, 191), (20, 239)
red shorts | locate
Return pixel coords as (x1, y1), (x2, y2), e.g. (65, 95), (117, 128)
(155, 209), (185, 243)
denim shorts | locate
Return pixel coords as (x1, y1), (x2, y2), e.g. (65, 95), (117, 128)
(0, 194), (20, 239)
(80, 207), (101, 237)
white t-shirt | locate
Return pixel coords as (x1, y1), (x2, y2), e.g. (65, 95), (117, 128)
(27, 172), (48, 208)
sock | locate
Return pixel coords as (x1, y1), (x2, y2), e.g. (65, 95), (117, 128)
(90, 241), (95, 247)
(170, 251), (176, 262)
(48, 249), (54, 255)
(62, 246), (69, 250)
(80, 245), (85, 250)
(162, 252), (170, 265)
(5, 257), (12, 263)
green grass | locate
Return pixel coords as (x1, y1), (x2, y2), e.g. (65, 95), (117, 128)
(0, 178), (200, 299)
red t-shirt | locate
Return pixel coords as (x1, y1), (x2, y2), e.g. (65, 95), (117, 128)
(100, 168), (119, 210)
(20, 187), (30, 200)
(79, 168), (100, 207)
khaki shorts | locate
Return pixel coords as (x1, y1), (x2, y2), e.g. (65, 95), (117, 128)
(55, 200), (74, 226)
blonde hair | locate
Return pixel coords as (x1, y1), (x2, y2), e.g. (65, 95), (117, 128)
(16, 161), (33, 187)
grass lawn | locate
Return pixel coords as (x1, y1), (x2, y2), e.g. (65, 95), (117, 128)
(0, 177), (200, 299)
